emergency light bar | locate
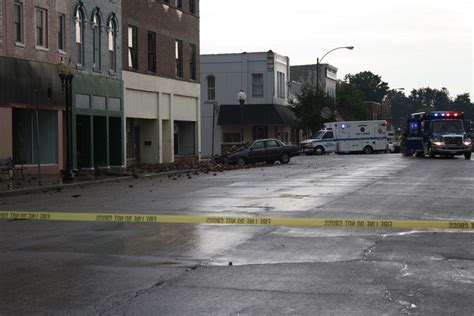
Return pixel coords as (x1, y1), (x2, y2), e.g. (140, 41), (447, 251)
(416, 112), (464, 119)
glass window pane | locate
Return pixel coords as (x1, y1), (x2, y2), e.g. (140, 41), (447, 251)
(128, 27), (133, 48)
(108, 26), (114, 51)
(252, 74), (264, 97)
(75, 12), (82, 44)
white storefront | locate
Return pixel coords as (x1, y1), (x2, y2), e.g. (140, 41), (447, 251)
(123, 71), (201, 164)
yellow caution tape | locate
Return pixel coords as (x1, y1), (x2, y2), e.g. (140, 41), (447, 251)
(1, 211), (473, 230)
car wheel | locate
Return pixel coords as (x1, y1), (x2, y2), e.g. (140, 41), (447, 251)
(465, 152), (471, 160)
(315, 146), (325, 156)
(237, 157), (246, 166)
(280, 153), (290, 164)
(363, 146), (373, 154)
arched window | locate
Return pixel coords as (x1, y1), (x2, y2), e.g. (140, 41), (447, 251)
(92, 9), (102, 69)
(107, 14), (118, 72)
(75, 6), (86, 65)
(207, 76), (216, 100)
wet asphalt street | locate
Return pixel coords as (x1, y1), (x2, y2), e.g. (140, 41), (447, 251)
(1, 154), (473, 315)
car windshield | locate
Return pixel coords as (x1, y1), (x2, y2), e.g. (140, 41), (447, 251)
(311, 131), (325, 139)
(432, 120), (464, 133)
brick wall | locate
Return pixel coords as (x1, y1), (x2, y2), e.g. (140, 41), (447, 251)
(1, 0), (71, 65)
(365, 101), (390, 120)
(0, 1), (4, 50)
(122, 0), (200, 83)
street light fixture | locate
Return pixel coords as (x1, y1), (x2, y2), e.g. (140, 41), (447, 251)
(316, 46), (354, 93)
(57, 57), (75, 181)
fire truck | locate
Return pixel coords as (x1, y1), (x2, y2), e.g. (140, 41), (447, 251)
(405, 111), (472, 159)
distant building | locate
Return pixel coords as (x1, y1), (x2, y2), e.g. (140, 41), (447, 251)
(291, 64), (338, 97)
(365, 100), (391, 120)
(122, 0), (201, 165)
(200, 51), (299, 157)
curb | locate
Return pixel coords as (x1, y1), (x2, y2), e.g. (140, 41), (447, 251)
(0, 169), (201, 198)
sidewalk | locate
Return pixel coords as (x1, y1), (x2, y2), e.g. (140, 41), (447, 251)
(0, 172), (131, 198)
(0, 158), (257, 197)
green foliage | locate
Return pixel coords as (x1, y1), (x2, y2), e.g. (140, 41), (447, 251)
(390, 87), (474, 126)
(408, 87), (451, 110)
(454, 93), (471, 105)
(292, 69), (474, 131)
(335, 81), (368, 121)
(344, 71), (389, 102)
(452, 93), (474, 121)
(290, 83), (335, 135)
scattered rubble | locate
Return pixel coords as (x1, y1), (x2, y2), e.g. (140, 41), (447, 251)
(126, 157), (268, 176)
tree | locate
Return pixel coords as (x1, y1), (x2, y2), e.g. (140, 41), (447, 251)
(344, 71), (389, 102)
(453, 93), (474, 120)
(290, 83), (336, 136)
(408, 87), (451, 110)
(388, 89), (417, 127)
(454, 93), (471, 106)
(335, 81), (368, 121)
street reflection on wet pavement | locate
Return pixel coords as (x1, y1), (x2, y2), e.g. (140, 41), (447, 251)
(1, 155), (473, 315)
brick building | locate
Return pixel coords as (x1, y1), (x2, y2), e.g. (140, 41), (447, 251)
(0, 0), (71, 174)
(122, 0), (201, 164)
(70, 0), (124, 170)
(365, 100), (391, 120)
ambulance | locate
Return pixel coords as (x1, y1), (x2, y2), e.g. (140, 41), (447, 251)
(301, 121), (388, 155)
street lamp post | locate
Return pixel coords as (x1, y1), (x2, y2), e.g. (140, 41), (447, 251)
(316, 46), (354, 93)
(204, 100), (219, 158)
(57, 58), (75, 181)
(238, 90), (247, 143)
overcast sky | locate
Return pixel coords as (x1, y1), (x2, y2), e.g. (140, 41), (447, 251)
(200, 0), (473, 98)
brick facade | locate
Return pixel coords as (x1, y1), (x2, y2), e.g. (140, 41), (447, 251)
(1, 0), (70, 65)
(365, 101), (390, 120)
(0, 1), (70, 173)
(122, 0), (200, 83)
(0, 1), (4, 50)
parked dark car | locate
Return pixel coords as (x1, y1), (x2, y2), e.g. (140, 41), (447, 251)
(226, 139), (300, 166)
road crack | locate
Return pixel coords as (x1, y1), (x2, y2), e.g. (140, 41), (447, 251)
(95, 269), (192, 315)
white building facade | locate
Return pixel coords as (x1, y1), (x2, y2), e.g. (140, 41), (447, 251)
(201, 51), (297, 157)
(123, 72), (200, 164)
